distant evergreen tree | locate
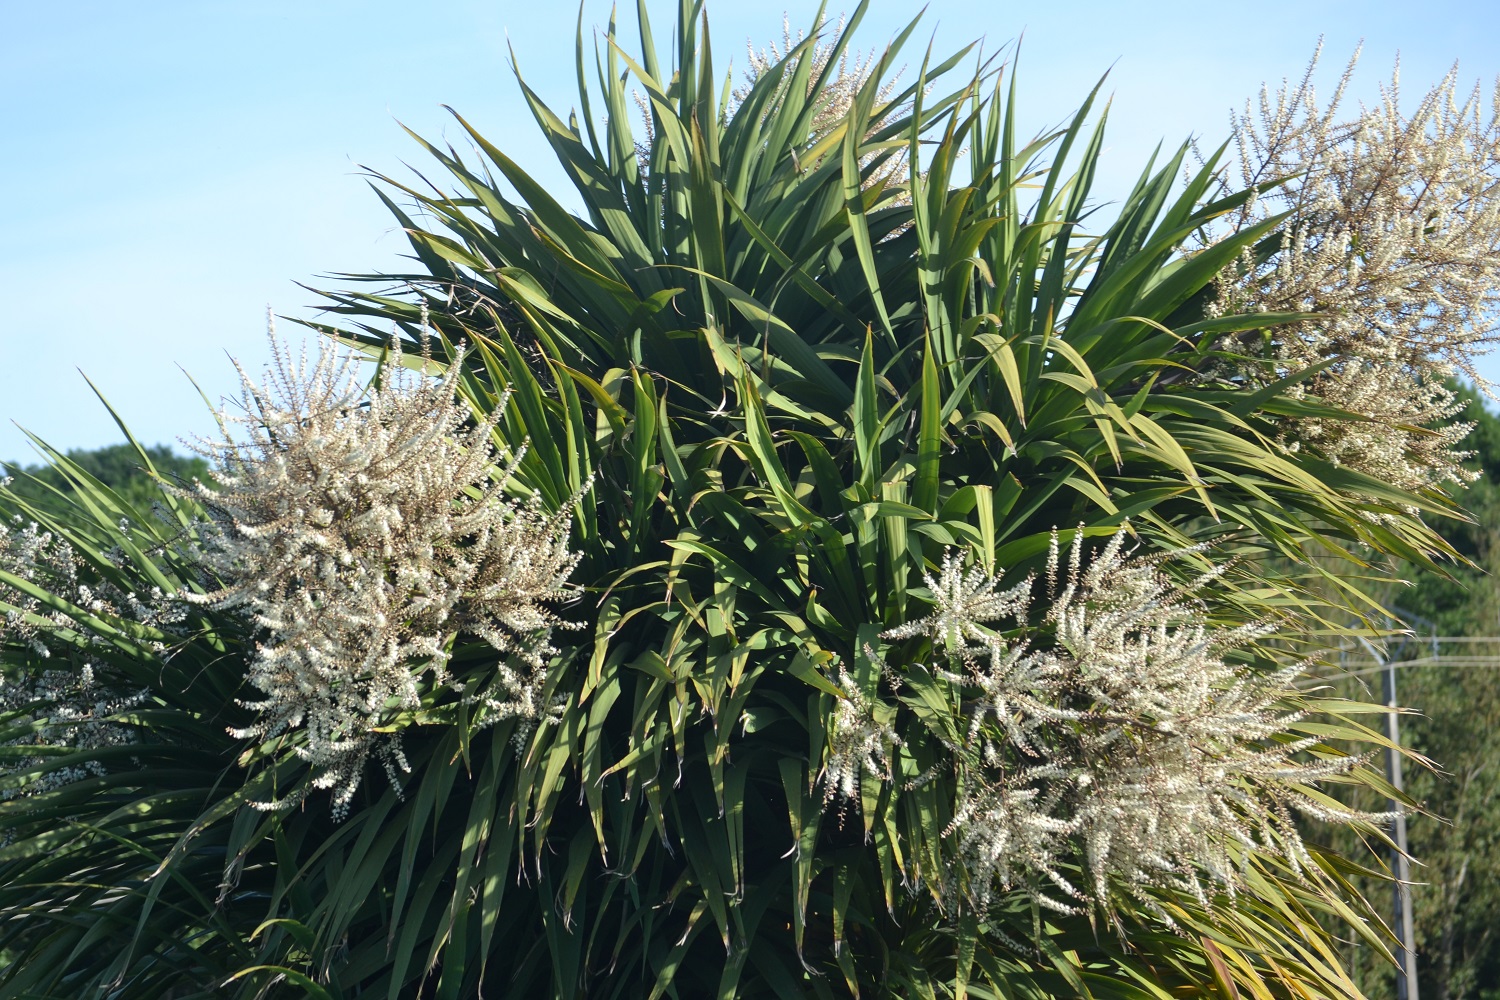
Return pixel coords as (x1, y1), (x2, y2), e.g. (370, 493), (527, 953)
(2, 443), (209, 516)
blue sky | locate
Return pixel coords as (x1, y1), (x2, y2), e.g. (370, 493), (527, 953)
(3, 0), (1498, 462)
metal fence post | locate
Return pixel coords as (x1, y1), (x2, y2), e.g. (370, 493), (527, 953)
(1380, 645), (1419, 1000)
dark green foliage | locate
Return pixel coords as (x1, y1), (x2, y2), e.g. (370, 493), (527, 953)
(1400, 668), (1500, 1000)
(1397, 383), (1500, 634)
(2, 442), (209, 516)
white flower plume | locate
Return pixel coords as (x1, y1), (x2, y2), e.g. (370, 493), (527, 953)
(0, 663), (147, 799)
(1, 517), (157, 796)
(182, 322), (585, 818)
(872, 528), (1384, 917)
(732, 14), (911, 197)
(824, 662), (900, 804)
(883, 550), (1034, 652)
(1202, 49), (1500, 492)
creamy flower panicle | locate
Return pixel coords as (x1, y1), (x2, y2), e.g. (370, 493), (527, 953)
(733, 14), (910, 196)
(1204, 49), (1500, 492)
(824, 664), (900, 804)
(0, 664), (146, 799)
(182, 320), (584, 818)
(0, 517), (161, 795)
(829, 528), (1383, 918)
(739, 15), (897, 135)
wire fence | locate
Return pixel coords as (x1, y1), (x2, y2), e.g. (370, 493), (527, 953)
(1298, 636), (1500, 689)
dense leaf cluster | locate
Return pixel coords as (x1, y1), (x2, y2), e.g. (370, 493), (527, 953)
(0, 3), (1487, 997)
